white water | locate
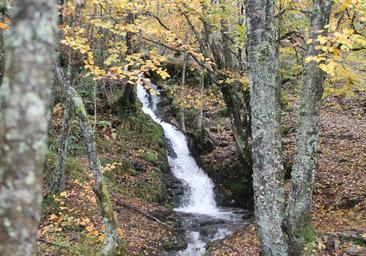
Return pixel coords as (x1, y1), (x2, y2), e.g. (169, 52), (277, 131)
(137, 82), (236, 255)
(178, 232), (206, 256)
(137, 84), (223, 216)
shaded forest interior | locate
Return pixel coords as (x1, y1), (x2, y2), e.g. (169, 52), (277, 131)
(0, 0), (365, 256)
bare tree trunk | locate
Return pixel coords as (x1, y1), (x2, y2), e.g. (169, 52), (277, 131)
(0, 29), (4, 87)
(51, 96), (73, 193)
(197, 69), (204, 132)
(285, 1), (333, 255)
(219, 5), (252, 179)
(0, 0), (57, 255)
(0, 0), (7, 86)
(221, 84), (251, 173)
(118, 9), (137, 116)
(51, 0), (83, 193)
(54, 64), (121, 255)
(180, 53), (187, 132)
(246, 0), (288, 255)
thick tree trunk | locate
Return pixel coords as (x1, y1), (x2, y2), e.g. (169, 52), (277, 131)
(0, 0), (57, 255)
(285, 1), (332, 255)
(54, 65), (121, 255)
(246, 0), (288, 255)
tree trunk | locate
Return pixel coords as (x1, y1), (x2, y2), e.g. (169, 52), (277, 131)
(197, 69), (205, 132)
(0, 0), (7, 87)
(54, 64), (121, 255)
(285, 1), (333, 255)
(51, 0), (83, 194)
(0, 27), (4, 86)
(221, 83), (251, 175)
(51, 96), (73, 193)
(118, 11), (137, 116)
(0, 0), (57, 255)
(180, 53), (187, 132)
(246, 0), (288, 255)
(219, 5), (252, 181)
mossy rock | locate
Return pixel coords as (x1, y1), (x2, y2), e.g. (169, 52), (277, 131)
(201, 159), (253, 208)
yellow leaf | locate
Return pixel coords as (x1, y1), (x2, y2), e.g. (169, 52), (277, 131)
(0, 22), (8, 30)
(49, 214), (58, 221)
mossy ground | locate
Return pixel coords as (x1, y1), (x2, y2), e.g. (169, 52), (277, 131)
(35, 103), (173, 255)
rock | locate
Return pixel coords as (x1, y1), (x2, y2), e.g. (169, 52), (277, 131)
(345, 245), (358, 255)
(162, 230), (187, 252)
(164, 174), (186, 207)
(333, 239), (340, 251)
(186, 128), (217, 155)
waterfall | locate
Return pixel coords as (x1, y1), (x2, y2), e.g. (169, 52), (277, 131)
(136, 81), (239, 255)
(137, 83), (225, 215)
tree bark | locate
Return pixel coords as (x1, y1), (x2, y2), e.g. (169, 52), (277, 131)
(51, 0), (83, 194)
(0, 0), (57, 255)
(0, 0), (8, 87)
(246, 0), (288, 255)
(285, 1), (333, 255)
(118, 10), (137, 116)
(54, 64), (121, 255)
(180, 53), (187, 132)
(221, 83), (251, 174)
(51, 96), (73, 193)
(0, 25), (4, 86)
(219, 4), (252, 180)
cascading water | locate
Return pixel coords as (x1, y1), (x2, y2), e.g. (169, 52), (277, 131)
(137, 80), (247, 255)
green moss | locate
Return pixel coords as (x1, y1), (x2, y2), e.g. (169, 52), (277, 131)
(280, 92), (292, 112)
(216, 107), (228, 117)
(44, 151), (88, 186)
(100, 180), (117, 222)
(136, 170), (167, 203)
(142, 150), (158, 164)
(201, 159), (253, 208)
(42, 236), (104, 256)
(303, 225), (317, 243)
(229, 177), (252, 198)
(302, 225), (317, 256)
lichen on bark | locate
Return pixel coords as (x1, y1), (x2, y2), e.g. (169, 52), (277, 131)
(246, 0), (288, 255)
(285, 1), (333, 255)
(0, 0), (57, 255)
(54, 64), (122, 255)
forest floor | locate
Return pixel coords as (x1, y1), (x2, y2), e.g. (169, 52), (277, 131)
(207, 94), (366, 256)
(35, 109), (179, 256)
(35, 85), (366, 256)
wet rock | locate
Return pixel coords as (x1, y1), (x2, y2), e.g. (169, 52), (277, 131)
(165, 174), (186, 207)
(162, 230), (187, 253)
(186, 128), (217, 155)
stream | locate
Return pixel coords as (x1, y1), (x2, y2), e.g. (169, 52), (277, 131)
(136, 80), (249, 255)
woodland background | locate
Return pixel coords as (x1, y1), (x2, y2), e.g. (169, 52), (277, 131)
(0, 0), (365, 255)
